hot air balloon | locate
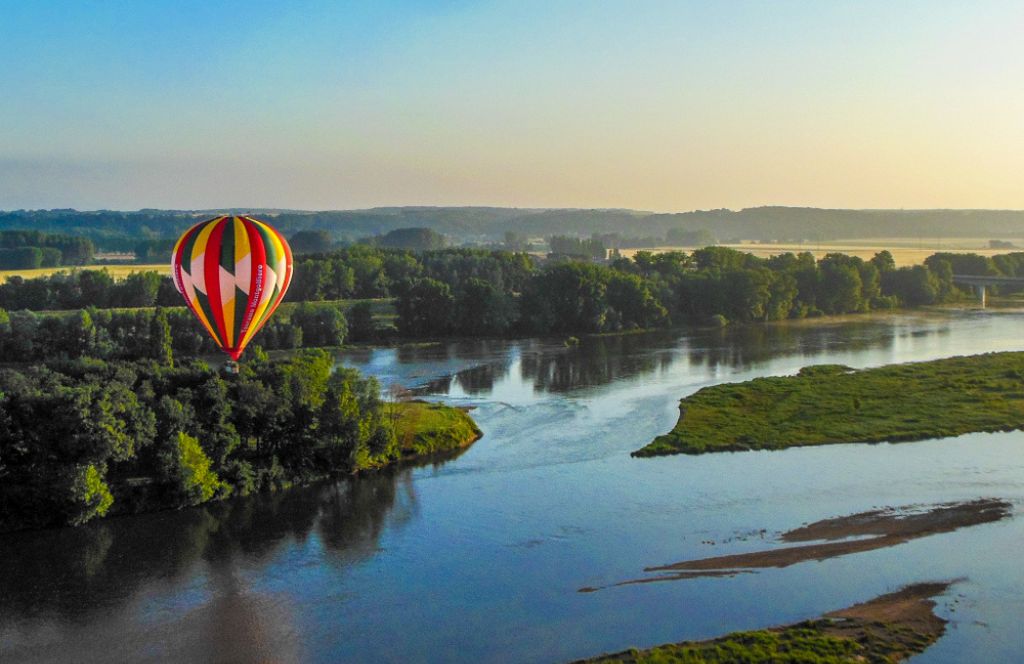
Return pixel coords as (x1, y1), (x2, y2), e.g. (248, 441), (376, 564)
(171, 216), (293, 368)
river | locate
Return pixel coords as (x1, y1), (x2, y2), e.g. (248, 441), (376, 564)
(2, 309), (1024, 662)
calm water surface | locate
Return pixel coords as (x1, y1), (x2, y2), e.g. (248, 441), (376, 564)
(3, 309), (1024, 663)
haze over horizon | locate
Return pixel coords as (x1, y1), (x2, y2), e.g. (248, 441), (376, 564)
(3, 1), (1022, 212)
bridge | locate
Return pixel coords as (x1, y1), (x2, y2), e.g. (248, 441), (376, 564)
(951, 274), (1024, 307)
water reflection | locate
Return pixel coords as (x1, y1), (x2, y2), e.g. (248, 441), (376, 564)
(388, 316), (954, 399)
(520, 334), (676, 393)
(683, 320), (914, 370)
(0, 458), (459, 626)
(184, 565), (302, 663)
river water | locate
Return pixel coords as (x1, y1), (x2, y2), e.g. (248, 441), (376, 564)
(3, 309), (1024, 663)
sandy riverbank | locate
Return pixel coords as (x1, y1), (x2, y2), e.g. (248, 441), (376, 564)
(581, 499), (1009, 591)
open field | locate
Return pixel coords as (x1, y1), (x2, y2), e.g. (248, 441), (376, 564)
(0, 263), (170, 283)
(620, 238), (1024, 267)
(636, 352), (1024, 456)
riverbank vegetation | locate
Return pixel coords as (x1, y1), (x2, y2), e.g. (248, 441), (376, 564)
(0, 350), (480, 532)
(577, 582), (952, 664)
(0, 245), (994, 341)
(637, 352), (1024, 456)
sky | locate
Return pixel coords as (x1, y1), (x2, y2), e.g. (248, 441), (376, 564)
(1, 0), (1022, 212)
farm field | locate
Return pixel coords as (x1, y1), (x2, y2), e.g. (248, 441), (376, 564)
(0, 263), (170, 283)
(620, 238), (1024, 267)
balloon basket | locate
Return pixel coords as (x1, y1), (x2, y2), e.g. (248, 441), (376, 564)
(223, 360), (240, 376)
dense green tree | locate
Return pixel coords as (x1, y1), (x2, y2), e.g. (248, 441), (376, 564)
(693, 246), (762, 271)
(925, 252), (997, 276)
(870, 250), (896, 272)
(605, 272), (668, 329)
(882, 265), (940, 306)
(291, 302), (348, 346)
(817, 254), (864, 314)
(66, 464), (114, 526)
(290, 258), (332, 301)
(116, 272), (161, 309)
(6, 311), (39, 357)
(0, 247), (43, 269)
(148, 308), (174, 366)
(317, 369), (366, 468)
(63, 310), (95, 358)
(858, 261), (882, 305)
(170, 432), (229, 506)
(397, 278), (455, 336)
(521, 262), (611, 333)
(455, 278), (517, 336)
(40, 247), (62, 268)
(377, 227), (446, 251)
(347, 302), (376, 341)
(766, 272), (799, 320)
(78, 270), (116, 308)
(289, 229), (333, 255)
(724, 269), (774, 321)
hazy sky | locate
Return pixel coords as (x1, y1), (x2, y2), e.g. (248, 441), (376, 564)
(2, 0), (1022, 211)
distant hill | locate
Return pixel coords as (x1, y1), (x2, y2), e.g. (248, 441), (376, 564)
(2, 206), (1023, 250)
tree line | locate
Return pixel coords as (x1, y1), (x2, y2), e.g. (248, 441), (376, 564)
(393, 247), (968, 337)
(0, 245), (984, 341)
(0, 246), (535, 310)
(0, 230), (94, 269)
(0, 350), (402, 531)
(0, 301), (351, 363)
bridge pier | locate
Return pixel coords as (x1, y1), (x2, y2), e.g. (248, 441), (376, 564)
(951, 274), (1024, 306)
(974, 284), (986, 307)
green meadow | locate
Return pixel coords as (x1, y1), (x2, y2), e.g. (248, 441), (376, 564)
(637, 353), (1024, 456)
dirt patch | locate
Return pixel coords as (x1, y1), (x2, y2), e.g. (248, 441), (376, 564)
(824, 581), (952, 639)
(782, 499), (1008, 543)
(583, 498), (1009, 591)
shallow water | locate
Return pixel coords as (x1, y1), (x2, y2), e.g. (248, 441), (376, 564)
(3, 309), (1024, 662)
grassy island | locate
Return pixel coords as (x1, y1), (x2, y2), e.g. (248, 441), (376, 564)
(636, 352), (1024, 457)
(392, 400), (482, 458)
(577, 582), (952, 664)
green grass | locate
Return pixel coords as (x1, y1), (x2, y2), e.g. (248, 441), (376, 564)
(636, 352), (1024, 456)
(588, 625), (862, 663)
(582, 619), (937, 664)
(391, 400), (482, 457)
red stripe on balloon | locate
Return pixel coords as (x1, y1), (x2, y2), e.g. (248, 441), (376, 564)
(204, 218), (228, 348)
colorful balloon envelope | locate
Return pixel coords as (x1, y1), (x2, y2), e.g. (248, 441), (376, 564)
(171, 215), (293, 361)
